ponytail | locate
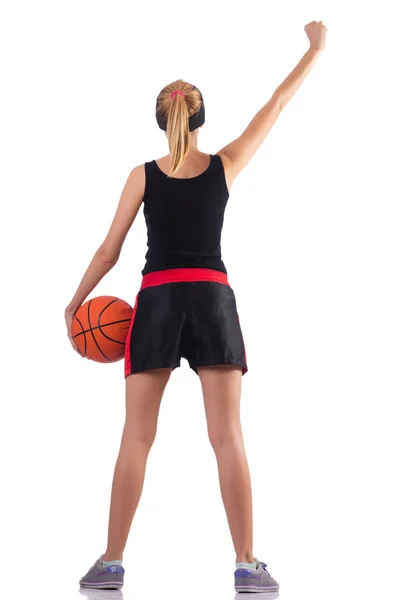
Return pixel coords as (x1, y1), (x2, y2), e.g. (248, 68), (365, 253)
(155, 80), (203, 178)
(167, 92), (190, 177)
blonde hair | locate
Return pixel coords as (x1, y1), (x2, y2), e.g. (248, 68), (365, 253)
(156, 79), (203, 177)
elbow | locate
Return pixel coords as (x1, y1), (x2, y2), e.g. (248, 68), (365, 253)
(272, 92), (285, 113)
(97, 245), (119, 266)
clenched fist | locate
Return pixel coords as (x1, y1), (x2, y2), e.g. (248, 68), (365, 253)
(305, 21), (328, 52)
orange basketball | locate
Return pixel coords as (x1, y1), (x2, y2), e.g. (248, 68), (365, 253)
(72, 296), (133, 363)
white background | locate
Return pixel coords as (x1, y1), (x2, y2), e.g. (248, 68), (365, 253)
(1, 1), (396, 599)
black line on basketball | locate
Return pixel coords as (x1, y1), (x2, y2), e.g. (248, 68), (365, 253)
(73, 313), (87, 356)
(88, 299), (111, 362)
(98, 298), (118, 323)
(73, 318), (131, 339)
(97, 327), (127, 346)
(97, 298), (132, 345)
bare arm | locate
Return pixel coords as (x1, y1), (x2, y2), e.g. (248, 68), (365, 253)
(218, 21), (328, 183)
(65, 164), (145, 315)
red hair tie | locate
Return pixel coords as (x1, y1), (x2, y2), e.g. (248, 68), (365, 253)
(171, 90), (185, 99)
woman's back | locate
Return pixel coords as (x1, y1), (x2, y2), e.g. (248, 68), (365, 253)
(142, 153), (229, 275)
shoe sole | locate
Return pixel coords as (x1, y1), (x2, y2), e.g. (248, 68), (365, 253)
(235, 585), (279, 592)
(80, 582), (123, 590)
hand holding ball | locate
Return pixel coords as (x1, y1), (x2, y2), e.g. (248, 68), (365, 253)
(72, 296), (132, 362)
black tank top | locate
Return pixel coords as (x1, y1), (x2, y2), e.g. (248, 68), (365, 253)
(141, 154), (229, 275)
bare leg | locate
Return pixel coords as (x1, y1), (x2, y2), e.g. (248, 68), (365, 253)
(198, 365), (254, 564)
(103, 368), (172, 560)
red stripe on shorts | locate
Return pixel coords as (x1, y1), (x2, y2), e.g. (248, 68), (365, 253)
(140, 268), (229, 289)
(124, 294), (139, 378)
(237, 313), (248, 375)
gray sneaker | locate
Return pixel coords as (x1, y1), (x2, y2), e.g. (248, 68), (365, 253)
(234, 557), (279, 593)
(79, 555), (124, 590)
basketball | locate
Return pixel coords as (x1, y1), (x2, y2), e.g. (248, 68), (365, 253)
(72, 296), (133, 363)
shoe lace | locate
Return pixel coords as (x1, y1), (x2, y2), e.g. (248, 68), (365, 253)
(259, 561), (269, 574)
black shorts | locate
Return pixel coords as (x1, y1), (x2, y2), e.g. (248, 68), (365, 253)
(124, 268), (248, 377)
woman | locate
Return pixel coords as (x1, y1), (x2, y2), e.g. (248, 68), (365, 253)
(65, 20), (327, 593)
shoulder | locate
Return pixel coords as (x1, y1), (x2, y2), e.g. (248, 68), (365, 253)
(215, 151), (233, 172)
(125, 163), (146, 189)
(130, 163), (146, 177)
(214, 152), (235, 193)
(117, 164), (147, 202)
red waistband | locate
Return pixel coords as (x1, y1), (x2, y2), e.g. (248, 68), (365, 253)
(140, 268), (229, 289)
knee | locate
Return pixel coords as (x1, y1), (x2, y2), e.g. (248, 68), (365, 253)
(122, 423), (157, 452)
(207, 426), (242, 454)
(133, 428), (157, 450)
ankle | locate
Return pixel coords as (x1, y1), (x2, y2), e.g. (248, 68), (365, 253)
(103, 552), (123, 562)
(236, 552), (255, 564)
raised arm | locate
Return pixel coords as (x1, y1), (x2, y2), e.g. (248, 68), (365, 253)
(218, 21), (328, 184)
(65, 164), (145, 352)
